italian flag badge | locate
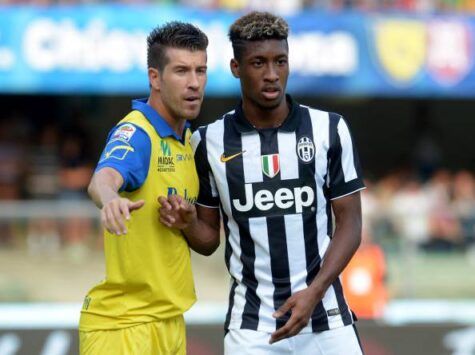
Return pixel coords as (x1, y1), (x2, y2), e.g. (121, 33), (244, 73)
(262, 154), (280, 178)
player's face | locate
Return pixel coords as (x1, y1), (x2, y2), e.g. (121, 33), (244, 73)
(157, 48), (207, 121)
(231, 39), (289, 110)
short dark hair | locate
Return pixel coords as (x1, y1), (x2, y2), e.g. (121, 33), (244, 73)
(228, 12), (289, 60)
(147, 21), (208, 71)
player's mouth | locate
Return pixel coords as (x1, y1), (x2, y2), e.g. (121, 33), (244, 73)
(184, 95), (201, 103)
(261, 86), (280, 100)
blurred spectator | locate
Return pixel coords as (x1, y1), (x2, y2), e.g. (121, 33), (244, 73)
(366, 168), (475, 252)
(25, 124), (61, 255)
(451, 170), (475, 246)
(58, 129), (92, 201)
(0, 116), (29, 246)
(25, 124), (60, 200)
(424, 170), (462, 251)
(58, 128), (94, 260)
(0, 116), (28, 201)
(389, 177), (432, 247)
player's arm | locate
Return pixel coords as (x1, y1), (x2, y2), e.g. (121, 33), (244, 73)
(271, 115), (365, 344)
(158, 195), (220, 256)
(270, 193), (362, 344)
(310, 192), (361, 297)
(184, 204), (220, 256)
(90, 123), (150, 235)
(309, 192), (362, 295)
(89, 168), (144, 235)
(88, 167), (123, 208)
(312, 115), (364, 294)
(158, 128), (221, 255)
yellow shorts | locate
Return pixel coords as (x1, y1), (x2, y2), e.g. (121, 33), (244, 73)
(79, 315), (186, 355)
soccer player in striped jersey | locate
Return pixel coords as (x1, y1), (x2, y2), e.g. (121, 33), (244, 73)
(160, 12), (365, 354)
(79, 22), (209, 355)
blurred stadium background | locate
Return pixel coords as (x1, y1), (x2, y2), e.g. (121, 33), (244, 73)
(1, 0), (475, 354)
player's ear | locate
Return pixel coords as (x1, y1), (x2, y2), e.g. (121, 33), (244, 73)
(148, 68), (161, 91)
(230, 58), (240, 78)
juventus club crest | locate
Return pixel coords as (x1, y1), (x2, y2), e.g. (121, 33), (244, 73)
(261, 154), (280, 178)
(297, 136), (315, 163)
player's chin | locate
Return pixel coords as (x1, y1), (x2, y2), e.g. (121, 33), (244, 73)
(258, 95), (284, 110)
(181, 104), (202, 120)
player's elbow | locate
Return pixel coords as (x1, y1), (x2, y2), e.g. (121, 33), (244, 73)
(194, 237), (220, 256)
(353, 218), (363, 248)
(200, 240), (220, 256)
(87, 174), (104, 208)
(87, 179), (95, 199)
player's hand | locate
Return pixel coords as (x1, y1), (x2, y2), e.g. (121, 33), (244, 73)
(158, 195), (197, 230)
(269, 287), (323, 344)
(101, 197), (145, 235)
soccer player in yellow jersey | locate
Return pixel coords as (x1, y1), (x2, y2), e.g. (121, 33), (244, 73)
(79, 22), (212, 355)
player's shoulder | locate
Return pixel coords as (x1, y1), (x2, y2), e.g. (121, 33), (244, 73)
(207, 109), (236, 130)
(191, 109), (236, 140)
(108, 118), (150, 147)
(298, 103), (344, 123)
(120, 109), (144, 122)
(117, 110), (150, 130)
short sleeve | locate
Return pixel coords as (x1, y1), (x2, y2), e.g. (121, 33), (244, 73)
(95, 123), (151, 192)
(327, 115), (365, 200)
(191, 129), (220, 208)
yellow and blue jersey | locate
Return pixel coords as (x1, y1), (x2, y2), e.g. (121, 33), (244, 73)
(79, 98), (199, 331)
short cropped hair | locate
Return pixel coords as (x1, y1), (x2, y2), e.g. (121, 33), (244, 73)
(228, 12), (289, 60)
(147, 22), (208, 71)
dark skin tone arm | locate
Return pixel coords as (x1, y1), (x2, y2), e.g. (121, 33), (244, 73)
(269, 192), (362, 344)
(158, 194), (220, 256)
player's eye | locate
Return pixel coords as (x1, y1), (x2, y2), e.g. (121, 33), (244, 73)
(252, 60), (263, 68)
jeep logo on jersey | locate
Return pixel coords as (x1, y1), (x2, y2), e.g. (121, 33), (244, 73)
(233, 183), (314, 214)
(297, 136), (315, 163)
(262, 154), (280, 178)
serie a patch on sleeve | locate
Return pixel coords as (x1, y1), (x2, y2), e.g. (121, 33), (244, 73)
(111, 123), (137, 142)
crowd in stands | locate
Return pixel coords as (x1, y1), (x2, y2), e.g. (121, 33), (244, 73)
(0, 118), (92, 203)
(363, 169), (475, 252)
(0, 117), (94, 257)
(1, 0), (475, 14)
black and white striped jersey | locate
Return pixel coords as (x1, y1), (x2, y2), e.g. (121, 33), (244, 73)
(191, 95), (365, 333)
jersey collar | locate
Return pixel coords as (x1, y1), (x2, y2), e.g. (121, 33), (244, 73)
(132, 98), (190, 142)
(233, 94), (300, 133)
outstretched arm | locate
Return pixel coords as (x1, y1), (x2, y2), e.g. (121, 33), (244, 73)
(89, 167), (144, 235)
(270, 192), (362, 344)
(159, 195), (220, 256)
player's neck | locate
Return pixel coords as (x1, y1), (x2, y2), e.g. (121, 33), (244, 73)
(242, 97), (289, 130)
(147, 96), (186, 138)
